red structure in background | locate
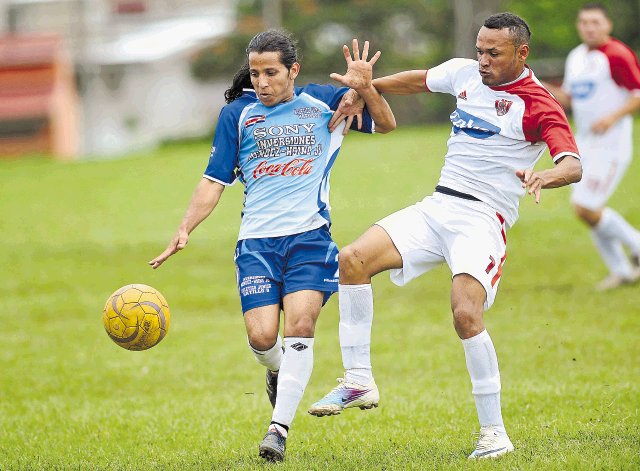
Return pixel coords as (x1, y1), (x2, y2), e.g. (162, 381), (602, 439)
(0, 34), (79, 159)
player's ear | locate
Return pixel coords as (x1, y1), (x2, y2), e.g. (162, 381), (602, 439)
(605, 18), (613, 35)
(517, 44), (529, 62)
(289, 62), (300, 80)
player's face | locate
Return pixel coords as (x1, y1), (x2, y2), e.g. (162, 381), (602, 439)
(248, 51), (300, 107)
(476, 26), (528, 86)
(576, 9), (612, 48)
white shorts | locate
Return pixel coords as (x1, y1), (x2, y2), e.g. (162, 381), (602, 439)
(571, 132), (632, 210)
(376, 192), (507, 310)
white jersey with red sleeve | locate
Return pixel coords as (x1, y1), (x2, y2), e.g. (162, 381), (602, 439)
(425, 58), (580, 228)
(562, 38), (640, 138)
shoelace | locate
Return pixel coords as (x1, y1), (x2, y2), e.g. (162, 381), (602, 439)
(473, 427), (500, 451)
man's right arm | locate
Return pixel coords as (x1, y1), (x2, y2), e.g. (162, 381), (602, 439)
(372, 70), (428, 95)
(149, 178), (225, 269)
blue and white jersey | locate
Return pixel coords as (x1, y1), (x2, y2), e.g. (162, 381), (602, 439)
(204, 85), (374, 240)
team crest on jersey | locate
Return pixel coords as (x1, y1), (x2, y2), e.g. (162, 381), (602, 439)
(457, 90), (467, 100)
(495, 99), (513, 116)
(245, 115), (266, 128)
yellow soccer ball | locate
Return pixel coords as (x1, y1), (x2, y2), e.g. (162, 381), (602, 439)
(102, 284), (170, 350)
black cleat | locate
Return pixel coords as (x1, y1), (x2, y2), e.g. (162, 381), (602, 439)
(258, 429), (286, 462)
(266, 370), (278, 408)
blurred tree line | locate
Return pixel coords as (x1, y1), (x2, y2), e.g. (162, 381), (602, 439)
(192, 0), (640, 124)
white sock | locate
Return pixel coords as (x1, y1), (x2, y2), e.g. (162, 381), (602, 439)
(591, 229), (633, 278)
(598, 207), (640, 256)
(339, 284), (374, 385)
(248, 335), (282, 372)
(462, 330), (504, 429)
(271, 337), (314, 427)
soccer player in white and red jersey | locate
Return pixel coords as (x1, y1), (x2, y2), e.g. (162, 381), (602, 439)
(544, 3), (640, 291)
(309, 13), (582, 459)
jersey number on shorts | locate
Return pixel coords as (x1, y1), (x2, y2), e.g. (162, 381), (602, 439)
(485, 253), (507, 287)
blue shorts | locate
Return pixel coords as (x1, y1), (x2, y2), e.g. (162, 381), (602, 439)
(234, 226), (339, 313)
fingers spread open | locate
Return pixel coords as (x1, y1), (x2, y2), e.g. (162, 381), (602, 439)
(329, 72), (346, 84)
(342, 44), (352, 63)
(344, 115), (354, 135)
(369, 50), (381, 66)
(352, 38), (360, 61)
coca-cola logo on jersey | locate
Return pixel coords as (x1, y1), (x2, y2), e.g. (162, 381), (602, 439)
(253, 158), (315, 180)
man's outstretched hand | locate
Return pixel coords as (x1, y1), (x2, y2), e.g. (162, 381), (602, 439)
(330, 39), (380, 91)
(148, 230), (189, 269)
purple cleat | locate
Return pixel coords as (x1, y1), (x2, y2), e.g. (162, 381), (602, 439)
(308, 376), (379, 416)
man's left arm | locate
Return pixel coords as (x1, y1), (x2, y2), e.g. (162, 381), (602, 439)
(591, 94), (640, 134)
(516, 155), (582, 204)
(516, 93), (583, 203)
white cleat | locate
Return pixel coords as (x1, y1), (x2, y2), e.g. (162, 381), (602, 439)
(468, 426), (514, 459)
(308, 377), (379, 416)
(596, 268), (640, 292)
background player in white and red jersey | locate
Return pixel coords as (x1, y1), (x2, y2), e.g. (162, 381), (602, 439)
(309, 13), (582, 459)
(543, 3), (640, 291)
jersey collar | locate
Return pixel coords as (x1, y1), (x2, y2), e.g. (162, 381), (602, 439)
(488, 66), (532, 91)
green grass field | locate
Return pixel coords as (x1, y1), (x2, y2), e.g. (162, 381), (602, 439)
(1, 124), (639, 470)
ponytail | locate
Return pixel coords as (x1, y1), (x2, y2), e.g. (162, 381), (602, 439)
(224, 62), (252, 104)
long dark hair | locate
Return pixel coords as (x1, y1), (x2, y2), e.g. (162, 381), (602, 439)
(224, 30), (300, 104)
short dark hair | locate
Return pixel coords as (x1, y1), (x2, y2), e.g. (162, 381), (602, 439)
(579, 3), (609, 18)
(483, 12), (531, 47)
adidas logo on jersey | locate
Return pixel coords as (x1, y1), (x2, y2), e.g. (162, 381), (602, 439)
(457, 90), (467, 100)
(290, 342), (308, 351)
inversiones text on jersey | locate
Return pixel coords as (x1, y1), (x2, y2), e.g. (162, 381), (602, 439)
(203, 86), (374, 240)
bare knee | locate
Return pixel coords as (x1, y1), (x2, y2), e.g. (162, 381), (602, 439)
(451, 274), (486, 339)
(285, 315), (316, 338)
(339, 245), (371, 283)
(574, 205), (602, 227)
(452, 304), (484, 339)
(247, 332), (278, 352)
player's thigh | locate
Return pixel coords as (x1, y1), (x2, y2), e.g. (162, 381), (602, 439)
(284, 226), (339, 303)
(451, 273), (486, 317)
(235, 238), (285, 314)
(244, 303), (281, 350)
(375, 201), (446, 286)
(444, 208), (506, 310)
(342, 224), (404, 277)
(282, 289), (324, 337)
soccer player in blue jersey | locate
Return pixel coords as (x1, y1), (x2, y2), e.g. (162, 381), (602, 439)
(149, 30), (395, 462)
